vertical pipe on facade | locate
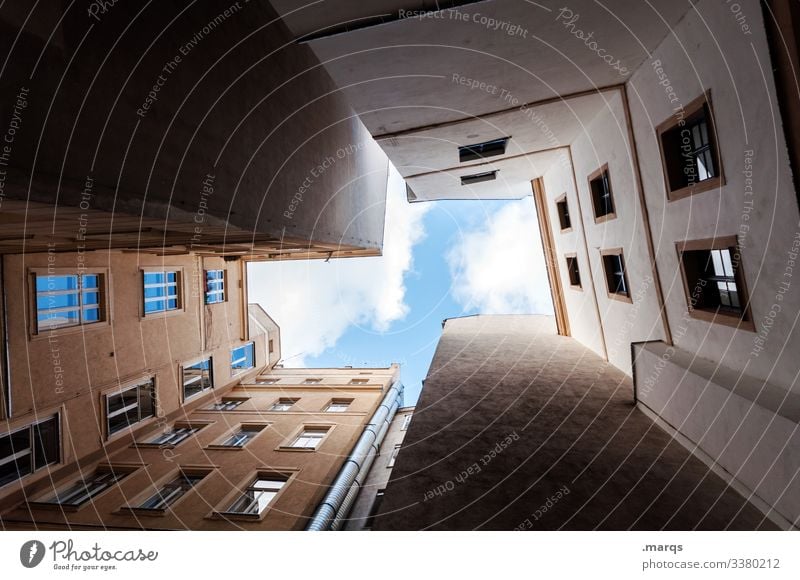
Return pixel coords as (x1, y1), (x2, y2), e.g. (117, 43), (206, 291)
(329, 397), (400, 529)
(306, 382), (403, 531)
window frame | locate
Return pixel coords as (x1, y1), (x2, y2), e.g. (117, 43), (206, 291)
(600, 248), (632, 303)
(0, 413), (61, 490)
(269, 398), (299, 412)
(124, 468), (211, 515)
(278, 425), (333, 452)
(656, 90), (725, 202)
(211, 470), (295, 521)
(28, 268), (110, 337)
(204, 269), (227, 305)
(324, 398), (353, 413)
(30, 464), (141, 511)
(588, 164), (617, 223)
(207, 423), (269, 450)
(565, 253), (582, 290)
(230, 342), (256, 375)
(675, 236), (754, 330)
(135, 421), (211, 448)
(555, 193), (572, 232)
(181, 357), (214, 402)
(103, 377), (157, 440)
(205, 397), (249, 412)
(140, 266), (184, 318)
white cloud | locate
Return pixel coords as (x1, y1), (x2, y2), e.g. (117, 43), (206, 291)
(447, 198), (554, 315)
(247, 166), (429, 366)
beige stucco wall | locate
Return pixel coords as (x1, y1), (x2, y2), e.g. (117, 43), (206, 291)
(627, 0), (800, 393)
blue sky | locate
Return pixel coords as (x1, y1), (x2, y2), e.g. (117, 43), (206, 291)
(248, 165), (553, 405)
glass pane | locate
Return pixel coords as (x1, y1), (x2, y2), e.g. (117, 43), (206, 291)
(83, 308), (100, 323)
(167, 272), (177, 283)
(33, 417), (59, 470)
(82, 275), (99, 289)
(143, 272), (164, 285)
(37, 293), (80, 310)
(227, 490), (259, 514)
(144, 300), (165, 314)
(36, 275), (78, 292)
(82, 291), (100, 306)
(710, 250), (724, 276)
(717, 281), (731, 307)
(38, 309), (80, 330)
(721, 249), (735, 277)
(0, 451), (31, 487)
(144, 285), (166, 299)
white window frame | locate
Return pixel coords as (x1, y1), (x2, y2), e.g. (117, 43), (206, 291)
(134, 470), (207, 512)
(29, 268), (109, 336)
(204, 269), (226, 304)
(324, 399), (352, 413)
(104, 378), (156, 439)
(141, 267), (183, 317)
(182, 357), (214, 402)
(285, 427), (330, 450)
(206, 397), (248, 411)
(269, 398), (298, 412)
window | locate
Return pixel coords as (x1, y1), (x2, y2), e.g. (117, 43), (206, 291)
(222, 475), (287, 516)
(137, 471), (205, 511)
(657, 92), (723, 200)
(566, 254), (581, 289)
(555, 195), (571, 231)
(231, 343), (255, 374)
(348, 378), (369, 385)
(268, 339), (274, 353)
(458, 137), (509, 162)
(401, 414), (412, 431)
(601, 250), (631, 301)
(325, 399), (352, 413)
(255, 378), (279, 385)
(387, 444), (401, 468)
(204, 270), (225, 304)
(218, 425), (266, 448)
(34, 272), (104, 333)
(106, 379), (156, 437)
(588, 165), (615, 222)
(144, 424), (202, 446)
(677, 237), (752, 328)
(143, 270), (181, 315)
(40, 467), (130, 507)
(208, 398), (247, 411)
(0, 415), (59, 488)
(303, 378), (321, 384)
(460, 170), (497, 185)
(288, 428), (329, 450)
(365, 490), (385, 529)
(270, 398), (298, 412)
(183, 358), (213, 400)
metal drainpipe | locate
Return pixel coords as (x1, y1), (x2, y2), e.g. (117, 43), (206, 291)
(306, 381), (403, 531)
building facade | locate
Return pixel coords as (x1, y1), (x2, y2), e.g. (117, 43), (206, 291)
(345, 405), (414, 530)
(0, 2), (389, 260)
(265, 0), (800, 529)
(375, 315), (773, 531)
(0, 242), (400, 529)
